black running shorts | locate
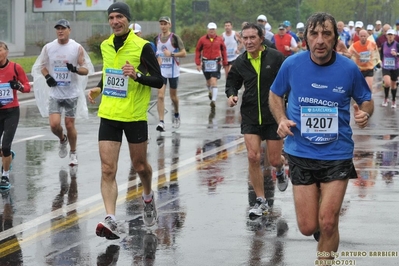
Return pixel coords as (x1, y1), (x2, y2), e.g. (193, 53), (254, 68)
(286, 154), (357, 186)
(241, 123), (281, 141)
(98, 118), (148, 144)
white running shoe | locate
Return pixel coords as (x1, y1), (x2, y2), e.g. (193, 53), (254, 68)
(172, 115), (181, 129)
(382, 99), (388, 107)
(156, 122), (165, 132)
(59, 135), (68, 158)
(69, 152), (78, 165)
(96, 216), (120, 240)
(248, 198), (269, 218)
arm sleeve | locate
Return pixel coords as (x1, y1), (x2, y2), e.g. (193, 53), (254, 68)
(136, 43), (163, 89)
(225, 63), (243, 97)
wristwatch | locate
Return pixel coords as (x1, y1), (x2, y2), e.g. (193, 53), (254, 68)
(171, 53), (175, 57)
(135, 73), (142, 81)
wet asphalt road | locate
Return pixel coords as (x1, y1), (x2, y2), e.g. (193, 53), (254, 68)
(1, 67), (399, 266)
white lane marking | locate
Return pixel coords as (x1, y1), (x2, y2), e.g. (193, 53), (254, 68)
(180, 67), (202, 74)
(0, 137), (244, 240)
(13, 135), (44, 143)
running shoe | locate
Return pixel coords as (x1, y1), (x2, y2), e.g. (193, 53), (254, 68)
(382, 99), (388, 107)
(172, 115), (181, 129)
(392, 101), (397, 109)
(69, 152), (78, 165)
(143, 195), (158, 227)
(96, 216), (120, 240)
(208, 91), (212, 100)
(248, 198), (268, 218)
(0, 176), (10, 190)
(210, 101), (216, 108)
(59, 135), (68, 158)
(156, 122), (165, 132)
(276, 172), (289, 192)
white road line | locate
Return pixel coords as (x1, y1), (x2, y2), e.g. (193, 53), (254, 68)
(0, 137), (244, 240)
(13, 135), (44, 143)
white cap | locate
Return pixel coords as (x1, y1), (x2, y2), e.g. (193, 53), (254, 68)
(207, 22), (217, 29)
(366, 24), (373, 31)
(265, 23), (271, 31)
(129, 23), (141, 33)
(348, 21), (354, 27)
(387, 29), (396, 35)
(355, 21), (363, 28)
(376, 20), (382, 25)
(257, 15), (267, 22)
(296, 22), (305, 29)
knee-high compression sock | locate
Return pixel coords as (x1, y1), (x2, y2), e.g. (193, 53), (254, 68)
(384, 86), (390, 99)
(392, 89), (397, 102)
(212, 87), (218, 101)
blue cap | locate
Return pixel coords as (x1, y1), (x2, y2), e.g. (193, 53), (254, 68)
(283, 20), (291, 27)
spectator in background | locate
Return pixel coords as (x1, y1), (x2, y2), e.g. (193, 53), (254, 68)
(296, 22), (307, 52)
(374, 20), (382, 38)
(352, 21), (363, 43)
(337, 21), (351, 47)
(348, 20), (355, 35)
(264, 23), (274, 41)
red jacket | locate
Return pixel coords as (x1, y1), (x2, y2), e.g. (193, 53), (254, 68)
(195, 34), (228, 66)
(0, 61), (31, 109)
(274, 33), (293, 57)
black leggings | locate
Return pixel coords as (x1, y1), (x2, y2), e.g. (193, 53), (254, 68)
(0, 107), (20, 157)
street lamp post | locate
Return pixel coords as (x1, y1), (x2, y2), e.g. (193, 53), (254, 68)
(171, 0), (176, 33)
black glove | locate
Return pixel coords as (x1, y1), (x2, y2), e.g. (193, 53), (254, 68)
(45, 74), (58, 87)
(66, 63), (78, 73)
(8, 77), (23, 92)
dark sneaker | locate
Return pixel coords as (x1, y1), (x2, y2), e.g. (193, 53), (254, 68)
(208, 91), (212, 100)
(59, 135), (68, 158)
(0, 176), (10, 190)
(96, 216), (120, 240)
(248, 198), (268, 218)
(143, 195), (158, 227)
(276, 172), (289, 192)
(143, 232), (158, 259)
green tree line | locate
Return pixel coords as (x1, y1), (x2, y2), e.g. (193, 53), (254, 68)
(126, 0), (399, 30)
